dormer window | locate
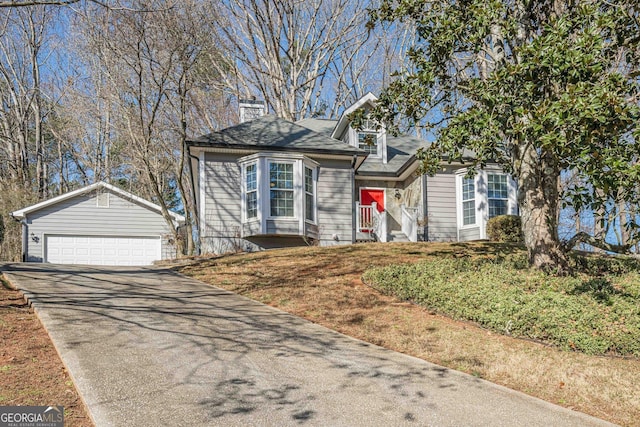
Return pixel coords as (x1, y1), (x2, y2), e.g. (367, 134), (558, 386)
(358, 131), (378, 155)
(330, 93), (387, 164)
(353, 114), (385, 160)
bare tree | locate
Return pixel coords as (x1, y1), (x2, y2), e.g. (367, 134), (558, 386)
(214, 0), (383, 121)
(0, 6), (54, 196)
(0, 0), (173, 11)
(66, 0), (230, 255)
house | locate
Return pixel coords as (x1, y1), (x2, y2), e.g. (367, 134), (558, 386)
(187, 94), (518, 254)
(11, 181), (185, 265)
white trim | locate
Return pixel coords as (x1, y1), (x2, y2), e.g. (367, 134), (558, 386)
(241, 161), (258, 223)
(476, 172), (488, 239)
(267, 159), (297, 220)
(379, 131), (388, 164)
(509, 176), (519, 215)
(331, 92), (378, 140)
(258, 157), (267, 233)
(12, 181), (185, 224)
(237, 153), (320, 236)
(303, 164), (317, 224)
(455, 172), (479, 230)
(296, 161), (304, 232)
(190, 146), (361, 162)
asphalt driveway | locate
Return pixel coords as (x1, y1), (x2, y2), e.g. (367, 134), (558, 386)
(1, 263), (613, 427)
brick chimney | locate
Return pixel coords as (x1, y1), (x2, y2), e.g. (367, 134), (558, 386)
(239, 98), (266, 123)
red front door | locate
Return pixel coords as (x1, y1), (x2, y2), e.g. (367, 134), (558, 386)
(360, 189), (385, 212)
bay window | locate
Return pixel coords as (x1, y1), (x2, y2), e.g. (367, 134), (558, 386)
(305, 166), (315, 221)
(245, 163), (257, 219)
(269, 162), (294, 217)
(488, 174), (508, 218)
(462, 177), (476, 226)
(240, 153), (318, 236)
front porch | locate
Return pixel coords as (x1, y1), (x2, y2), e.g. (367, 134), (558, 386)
(355, 202), (419, 243)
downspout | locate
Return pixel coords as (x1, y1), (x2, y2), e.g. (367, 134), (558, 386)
(351, 155), (357, 244)
(422, 174), (429, 241)
(21, 220), (27, 262)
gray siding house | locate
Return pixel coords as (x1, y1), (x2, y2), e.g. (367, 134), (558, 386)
(188, 94), (517, 254)
(11, 181), (185, 265)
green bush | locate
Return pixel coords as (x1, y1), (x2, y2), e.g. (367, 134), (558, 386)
(363, 255), (640, 357)
(486, 215), (523, 242)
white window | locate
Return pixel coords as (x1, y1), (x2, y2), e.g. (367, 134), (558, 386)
(462, 177), (476, 226)
(239, 154), (318, 231)
(356, 115), (381, 157)
(269, 162), (294, 217)
(305, 166), (315, 221)
(456, 170), (517, 239)
(358, 131), (378, 155)
(488, 174), (508, 218)
(245, 163), (257, 219)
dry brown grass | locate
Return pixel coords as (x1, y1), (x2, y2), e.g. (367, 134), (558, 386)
(0, 278), (93, 426)
(176, 242), (640, 427)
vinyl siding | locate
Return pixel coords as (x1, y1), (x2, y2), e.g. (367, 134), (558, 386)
(266, 219), (299, 234)
(426, 168), (458, 241)
(242, 220), (261, 237)
(202, 152), (242, 240)
(315, 159), (354, 246)
(459, 227), (481, 241)
(25, 188), (176, 262)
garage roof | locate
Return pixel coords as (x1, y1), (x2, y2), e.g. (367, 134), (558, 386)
(11, 181), (186, 224)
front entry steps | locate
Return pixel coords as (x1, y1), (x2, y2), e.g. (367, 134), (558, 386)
(355, 231), (410, 243)
(388, 231), (410, 242)
(356, 231), (376, 242)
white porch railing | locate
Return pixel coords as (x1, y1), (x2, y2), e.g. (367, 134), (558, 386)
(401, 204), (419, 242)
(356, 202), (387, 242)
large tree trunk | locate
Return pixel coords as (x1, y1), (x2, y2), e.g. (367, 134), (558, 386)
(517, 145), (570, 274)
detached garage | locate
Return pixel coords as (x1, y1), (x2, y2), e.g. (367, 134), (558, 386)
(11, 181), (185, 266)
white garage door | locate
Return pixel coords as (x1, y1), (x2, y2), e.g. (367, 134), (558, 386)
(45, 235), (161, 266)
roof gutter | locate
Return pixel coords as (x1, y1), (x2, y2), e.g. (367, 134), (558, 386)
(351, 155), (357, 244)
(186, 142), (364, 158)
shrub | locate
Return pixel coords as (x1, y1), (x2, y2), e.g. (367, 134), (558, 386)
(486, 215), (523, 242)
(363, 255), (640, 357)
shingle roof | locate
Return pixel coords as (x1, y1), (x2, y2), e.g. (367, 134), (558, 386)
(297, 118), (428, 177)
(188, 115), (365, 156)
(11, 181), (185, 223)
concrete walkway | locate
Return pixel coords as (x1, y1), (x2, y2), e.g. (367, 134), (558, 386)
(1, 263), (614, 427)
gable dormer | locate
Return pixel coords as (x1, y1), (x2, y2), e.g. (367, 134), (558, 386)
(332, 93), (388, 164)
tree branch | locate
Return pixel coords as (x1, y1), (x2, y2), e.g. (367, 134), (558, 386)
(563, 231), (634, 254)
(0, 0), (80, 6)
(0, 0), (175, 12)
